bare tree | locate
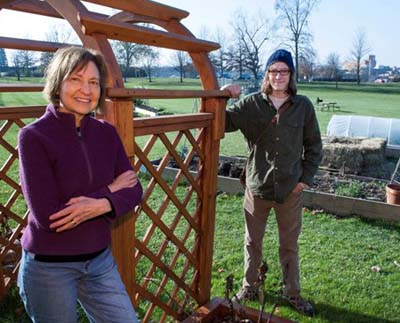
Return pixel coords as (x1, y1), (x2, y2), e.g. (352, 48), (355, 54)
(351, 28), (370, 85)
(326, 52), (341, 88)
(11, 50), (23, 81)
(231, 11), (271, 80)
(298, 47), (317, 81)
(225, 37), (246, 79)
(172, 51), (189, 83)
(20, 50), (36, 77)
(40, 25), (74, 73)
(141, 47), (159, 82)
(275, 0), (320, 82)
(113, 41), (146, 81)
(211, 28), (229, 78)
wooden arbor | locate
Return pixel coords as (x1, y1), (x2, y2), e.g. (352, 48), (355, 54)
(0, 1), (232, 321)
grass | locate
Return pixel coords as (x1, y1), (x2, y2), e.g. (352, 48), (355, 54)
(298, 82), (400, 133)
(2, 190), (399, 323)
(3, 77), (400, 157)
(212, 193), (400, 323)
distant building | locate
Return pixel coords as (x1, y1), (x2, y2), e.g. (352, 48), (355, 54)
(366, 55), (376, 81)
(368, 55), (376, 69)
(341, 57), (372, 82)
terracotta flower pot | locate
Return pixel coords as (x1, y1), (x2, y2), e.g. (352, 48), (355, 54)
(386, 183), (400, 205)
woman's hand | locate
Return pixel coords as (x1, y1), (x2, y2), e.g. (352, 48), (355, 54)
(49, 197), (112, 232)
(292, 182), (309, 194)
(107, 170), (138, 193)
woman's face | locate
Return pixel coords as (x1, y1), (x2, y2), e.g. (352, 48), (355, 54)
(58, 61), (100, 126)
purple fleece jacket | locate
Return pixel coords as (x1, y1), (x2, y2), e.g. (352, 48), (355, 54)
(18, 104), (142, 255)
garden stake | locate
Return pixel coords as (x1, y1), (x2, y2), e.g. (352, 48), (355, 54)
(256, 261), (268, 323)
(266, 303), (278, 323)
(225, 274), (235, 319)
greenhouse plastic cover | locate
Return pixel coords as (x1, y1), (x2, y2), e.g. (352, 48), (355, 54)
(327, 115), (400, 147)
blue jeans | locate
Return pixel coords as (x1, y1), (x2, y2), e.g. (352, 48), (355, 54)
(18, 247), (139, 323)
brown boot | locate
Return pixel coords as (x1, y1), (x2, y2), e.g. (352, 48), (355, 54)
(233, 287), (259, 302)
(285, 295), (314, 317)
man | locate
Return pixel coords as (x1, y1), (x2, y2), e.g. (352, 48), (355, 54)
(223, 49), (322, 317)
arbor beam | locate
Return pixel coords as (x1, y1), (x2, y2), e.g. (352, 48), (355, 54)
(84, 0), (189, 22)
(1, 0), (62, 18)
(0, 85), (43, 92)
(107, 88), (231, 99)
(0, 36), (73, 52)
(79, 12), (219, 53)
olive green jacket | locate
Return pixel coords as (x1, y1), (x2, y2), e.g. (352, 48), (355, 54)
(225, 92), (322, 203)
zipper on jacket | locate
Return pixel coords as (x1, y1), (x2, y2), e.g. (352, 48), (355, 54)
(77, 127), (93, 185)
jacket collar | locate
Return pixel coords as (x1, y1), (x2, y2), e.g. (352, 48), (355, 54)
(261, 92), (295, 103)
(46, 104), (91, 130)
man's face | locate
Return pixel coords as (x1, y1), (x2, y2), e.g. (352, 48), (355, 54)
(267, 62), (291, 95)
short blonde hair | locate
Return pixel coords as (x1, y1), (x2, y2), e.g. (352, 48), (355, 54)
(43, 47), (108, 107)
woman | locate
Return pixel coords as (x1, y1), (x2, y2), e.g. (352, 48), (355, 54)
(17, 47), (142, 322)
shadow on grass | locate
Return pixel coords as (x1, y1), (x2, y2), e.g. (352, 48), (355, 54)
(358, 216), (400, 232)
(250, 291), (398, 323)
(318, 109), (354, 114)
(313, 301), (399, 323)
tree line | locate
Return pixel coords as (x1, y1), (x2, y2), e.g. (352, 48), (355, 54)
(0, 0), (375, 85)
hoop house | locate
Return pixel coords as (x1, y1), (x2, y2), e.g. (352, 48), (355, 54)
(327, 115), (400, 148)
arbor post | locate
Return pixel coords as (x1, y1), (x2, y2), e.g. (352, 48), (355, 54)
(98, 98), (136, 303)
(197, 97), (225, 304)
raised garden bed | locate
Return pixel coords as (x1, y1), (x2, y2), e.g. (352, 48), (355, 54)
(154, 164), (400, 222)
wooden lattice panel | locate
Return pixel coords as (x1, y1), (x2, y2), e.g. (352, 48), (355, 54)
(133, 115), (212, 322)
(1, 2), (226, 320)
(0, 117), (32, 298)
(0, 106), (220, 323)
(0, 107), (46, 298)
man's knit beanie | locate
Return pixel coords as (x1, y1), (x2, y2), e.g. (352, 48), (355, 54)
(265, 49), (295, 72)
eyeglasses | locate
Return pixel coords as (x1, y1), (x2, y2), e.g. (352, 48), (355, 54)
(268, 69), (290, 76)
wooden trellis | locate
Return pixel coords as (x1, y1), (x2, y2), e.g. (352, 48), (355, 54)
(0, 1), (231, 322)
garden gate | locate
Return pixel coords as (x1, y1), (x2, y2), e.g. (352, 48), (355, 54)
(0, 1), (232, 321)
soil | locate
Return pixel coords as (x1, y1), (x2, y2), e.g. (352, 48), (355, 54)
(216, 157), (393, 202)
(311, 172), (387, 202)
(159, 155), (395, 201)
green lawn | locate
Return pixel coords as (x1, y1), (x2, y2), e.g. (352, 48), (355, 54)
(2, 77), (400, 157)
(212, 194), (400, 323)
(1, 190), (399, 323)
(298, 82), (400, 134)
(98, 78), (400, 158)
